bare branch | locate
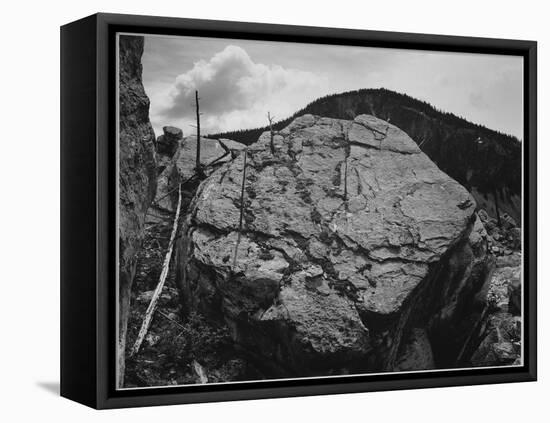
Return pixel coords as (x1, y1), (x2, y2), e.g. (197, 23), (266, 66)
(130, 183), (184, 357)
(157, 310), (185, 330)
(267, 112), (275, 154)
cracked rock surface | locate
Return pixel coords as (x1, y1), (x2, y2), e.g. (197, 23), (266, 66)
(118, 35), (157, 386)
(178, 114), (488, 375)
(154, 135), (246, 212)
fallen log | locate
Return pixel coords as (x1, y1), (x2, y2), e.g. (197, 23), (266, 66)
(130, 183), (183, 357)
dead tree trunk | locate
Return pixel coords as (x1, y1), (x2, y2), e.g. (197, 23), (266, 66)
(267, 112), (275, 154)
(343, 155), (348, 206)
(195, 90), (202, 175)
(493, 188), (502, 227)
(130, 183), (183, 357)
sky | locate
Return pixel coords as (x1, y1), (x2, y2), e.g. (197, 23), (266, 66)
(139, 34), (523, 140)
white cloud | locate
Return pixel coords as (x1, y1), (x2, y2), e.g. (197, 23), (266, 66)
(143, 37), (523, 139)
(155, 45), (329, 134)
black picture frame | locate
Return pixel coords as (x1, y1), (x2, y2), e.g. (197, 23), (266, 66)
(60, 12), (537, 409)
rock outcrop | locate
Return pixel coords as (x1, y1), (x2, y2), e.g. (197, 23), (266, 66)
(461, 212), (522, 367)
(177, 114), (493, 375)
(154, 135), (245, 213)
(118, 35), (157, 386)
(156, 126), (183, 158)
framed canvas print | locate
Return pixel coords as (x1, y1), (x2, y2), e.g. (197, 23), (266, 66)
(60, 13), (537, 409)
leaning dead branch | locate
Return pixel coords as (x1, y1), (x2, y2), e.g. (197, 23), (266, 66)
(204, 138), (231, 168)
(157, 310), (185, 330)
(417, 136), (428, 148)
(130, 183), (183, 357)
(232, 148), (248, 270)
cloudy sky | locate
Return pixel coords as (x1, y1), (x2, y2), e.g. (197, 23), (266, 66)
(139, 34), (523, 139)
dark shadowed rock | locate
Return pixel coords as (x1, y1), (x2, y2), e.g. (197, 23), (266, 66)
(156, 126), (183, 157)
(178, 114), (490, 375)
(470, 313), (521, 366)
(467, 250), (522, 367)
(394, 328), (435, 371)
(426, 215), (493, 366)
(118, 35), (157, 386)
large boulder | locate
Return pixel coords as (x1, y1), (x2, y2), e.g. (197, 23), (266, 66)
(178, 114), (491, 375)
(118, 35), (157, 386)
(156, 126), (183, 158)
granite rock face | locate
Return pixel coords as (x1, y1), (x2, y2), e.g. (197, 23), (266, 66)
(154, 135), (246, 212)
(177, 114), (492, 375)
(118, 35), (157, 386)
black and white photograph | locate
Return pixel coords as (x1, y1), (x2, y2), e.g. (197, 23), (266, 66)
(117, 32), (525, 390)
(2, 0), (547, 417)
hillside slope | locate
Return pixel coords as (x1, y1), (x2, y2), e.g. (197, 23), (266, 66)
(209, 89), (522, 222)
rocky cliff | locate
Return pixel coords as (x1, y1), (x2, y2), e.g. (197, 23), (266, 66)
(177, 114), (494, 375)
(118, 35), (157, 386)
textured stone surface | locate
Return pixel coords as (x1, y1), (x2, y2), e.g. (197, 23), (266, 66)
(487, 265), (521, 313)
(460, 205), (523, 367)
(175, 136), (246, 181)
(118, 35), (157, 386)
(468, 253), (522, 367)
(154, 135), (245, 212)
(470, 313), (521, 366)
(178, 114), (490, 375)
